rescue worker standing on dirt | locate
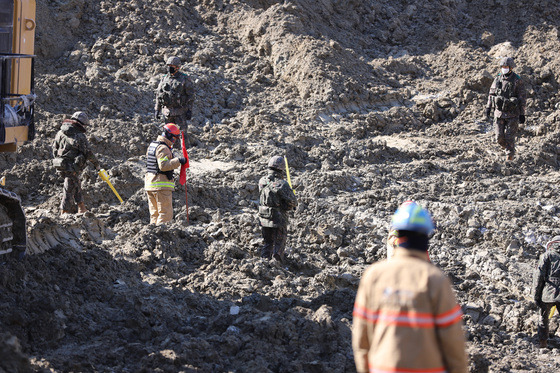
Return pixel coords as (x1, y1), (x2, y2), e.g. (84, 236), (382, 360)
(485, 56), (527, 161)
(533, 236), (560, 348)
(258, 156), (297, 262)
(154, 56), (195, 132)
(144, 123), (187, 225)
(52, 111), (100, 215)
(353, 201), (468, 373)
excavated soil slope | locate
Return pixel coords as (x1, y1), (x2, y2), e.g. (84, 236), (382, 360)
(3, 0), (560, 372)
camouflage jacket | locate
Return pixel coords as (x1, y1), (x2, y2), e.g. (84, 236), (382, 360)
(258, 170), (297, 228)
(52, 120), (99, 173)
(533, 246), (560, 304)
(486, 72), (526, 119)
(154, 72), (195, 114)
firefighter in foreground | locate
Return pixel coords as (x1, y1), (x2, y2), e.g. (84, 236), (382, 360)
(154, 56), (195, 131)
(352, 201), (468, 373)
(533, 235), (560, 348)
(258, 156), (297, 262)
(52, 111), (100, 214)
(485, 56), (527, 161)
(144, 123), (187, 225)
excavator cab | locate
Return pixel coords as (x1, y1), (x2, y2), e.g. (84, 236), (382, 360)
(0, 0), (36, 257)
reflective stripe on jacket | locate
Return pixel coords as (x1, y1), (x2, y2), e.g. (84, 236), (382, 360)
(352, 248), (468, 373)
(144, 135), (181, 191)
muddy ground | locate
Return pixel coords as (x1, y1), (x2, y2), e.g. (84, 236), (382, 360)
(2, 0), (560, 372)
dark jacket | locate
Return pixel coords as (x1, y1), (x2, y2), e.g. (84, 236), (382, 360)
(155, 72), (195, 115)
(258, 169), (297, 228)
(52, 120), (99, 173)
(533, 246), (560, 304)
(486, 71), (526, 119)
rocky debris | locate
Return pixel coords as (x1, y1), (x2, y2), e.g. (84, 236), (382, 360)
(2, 0), (560, 371)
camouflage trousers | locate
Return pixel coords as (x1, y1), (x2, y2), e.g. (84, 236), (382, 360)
(164, 113), (189, 132)
(59, 171), (83, 211)
(494, 117), (518, 156)
(538, 302), (560, 344)
(261, 226), (287, 261)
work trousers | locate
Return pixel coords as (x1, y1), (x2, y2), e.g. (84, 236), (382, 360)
(494, 117), (518, 156)
(261, 226), (287, 261)
(538, 302), (560, 343)
(59, 171), (83, 212)
(147, 189), (173, 225)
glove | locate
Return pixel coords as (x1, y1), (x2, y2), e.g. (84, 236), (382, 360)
(519, 114), (525, 124)
(185, 109), (192, 121)
(178, 157), (187, 165)
(484, 107), (491, 120)
(155, 110), (161, 120)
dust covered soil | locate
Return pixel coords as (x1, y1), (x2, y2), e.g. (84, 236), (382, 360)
(3, 0), (560, 372)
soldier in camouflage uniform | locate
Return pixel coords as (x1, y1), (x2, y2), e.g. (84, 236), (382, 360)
(533, 236), (560, 348)
(258, 156), (298, 262)
(485, 56), (527, 161)
(154, 56), (195, 132)
(52, 111), (100, 214)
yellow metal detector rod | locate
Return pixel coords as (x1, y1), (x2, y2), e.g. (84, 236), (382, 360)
(550, 306), (556, 319)
(284, 156), (295, 195)
(98, 169), (124, 203)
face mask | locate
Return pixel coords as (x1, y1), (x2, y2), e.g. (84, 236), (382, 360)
(501, 67), (510, 75)
(168, 66), (177, 75)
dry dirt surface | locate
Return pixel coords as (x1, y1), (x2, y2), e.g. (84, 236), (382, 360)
(3, 0), (560, 372)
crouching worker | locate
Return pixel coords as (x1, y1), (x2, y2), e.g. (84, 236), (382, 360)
(52, 111), (100, 214)
(145, 123), (187, 225)
(533, 235), (560, 348)
(353, 201), (468, 373)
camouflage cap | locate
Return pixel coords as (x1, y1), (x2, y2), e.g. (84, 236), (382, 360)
(268, 156), (285, 172)
(499, 56), (515, 68)
(71, 111), (89, 126)
(166, 56), (181, 66)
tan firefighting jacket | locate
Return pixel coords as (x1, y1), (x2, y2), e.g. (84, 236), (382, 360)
(352, 248), (468, 373)
(144, 136), (181, 191)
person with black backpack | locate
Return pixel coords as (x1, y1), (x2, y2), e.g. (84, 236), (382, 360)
(258, 156), (297, 262)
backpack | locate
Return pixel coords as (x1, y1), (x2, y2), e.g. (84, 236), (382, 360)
(259, 180), (281, 220)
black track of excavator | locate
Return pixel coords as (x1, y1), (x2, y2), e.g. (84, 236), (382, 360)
(0, 186), (26, 257)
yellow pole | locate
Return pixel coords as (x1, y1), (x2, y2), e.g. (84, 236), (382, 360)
(550, 306), (556, 319)
(98, 169), (124, 203)
(284, 156), (294, 194)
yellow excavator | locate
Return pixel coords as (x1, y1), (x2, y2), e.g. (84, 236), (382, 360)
(0, 0), (36, 257)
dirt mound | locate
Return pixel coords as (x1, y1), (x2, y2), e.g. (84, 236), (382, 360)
(2, 0), (560, 371)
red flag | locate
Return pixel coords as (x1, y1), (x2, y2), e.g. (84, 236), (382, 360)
(179, 131), (189, 184)
(180, 131), (189, 222)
